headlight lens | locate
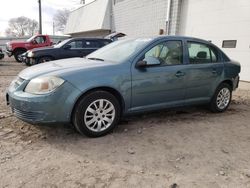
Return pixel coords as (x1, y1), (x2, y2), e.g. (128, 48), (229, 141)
(7, 43), (12, 50)
(27, 51), (34, 57)
(25, 76), (65, 95)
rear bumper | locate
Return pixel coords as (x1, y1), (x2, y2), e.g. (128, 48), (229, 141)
(233, 75), (240, 90)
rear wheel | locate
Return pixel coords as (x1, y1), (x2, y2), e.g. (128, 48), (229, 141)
(14, 49), (26, 62)
(209, 83), (232, 112)
(38, 56), (53, 64)
(72, 91), (121, 137)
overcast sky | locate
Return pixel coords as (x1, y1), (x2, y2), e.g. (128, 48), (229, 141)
(0, 0), (94, 36)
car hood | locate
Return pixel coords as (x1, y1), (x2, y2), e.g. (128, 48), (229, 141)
(31, 46), (54, 52)
(9, 41), (29, 45)
(19, 58), (114, 80)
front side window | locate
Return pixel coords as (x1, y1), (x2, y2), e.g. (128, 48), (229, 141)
(188, 42), (218, 64)
(67, 40), (83, 49)
(143, 40), (183, 65)
(34, 36), (46, 44)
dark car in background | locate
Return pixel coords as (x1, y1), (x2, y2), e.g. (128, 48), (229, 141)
(0, 47), (4, 60)
(24, 38), (112, 65)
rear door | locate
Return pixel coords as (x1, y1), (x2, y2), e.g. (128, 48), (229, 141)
(184, 41), (224, 104)
(82, 39), (101, 56)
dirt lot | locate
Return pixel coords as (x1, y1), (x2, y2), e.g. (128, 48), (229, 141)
(0, 58), (250, 188)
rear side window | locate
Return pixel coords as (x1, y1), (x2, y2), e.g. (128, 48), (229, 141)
(100, 40), (111, 47)
(188, 42), (218, 64)
(83, 40), (100, 48)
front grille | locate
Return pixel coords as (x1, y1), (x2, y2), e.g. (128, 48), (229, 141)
(13, 108), (44, 121)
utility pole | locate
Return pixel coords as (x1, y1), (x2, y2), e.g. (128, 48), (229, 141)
(53, 22), (55, 35)
(38, 0), (42, 34)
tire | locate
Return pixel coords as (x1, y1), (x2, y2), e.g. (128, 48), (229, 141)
(38, 56), (53, 64)
(209, 83), (232, 113)
(72, 91), (121, 137)
(14, 50), (26, 62)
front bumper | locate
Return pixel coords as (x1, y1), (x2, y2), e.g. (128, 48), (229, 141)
(24, 57), (36, 65)
(232, 75), (240, 90)
(5, 50), (13, 57)
(6, 78), (81, 124)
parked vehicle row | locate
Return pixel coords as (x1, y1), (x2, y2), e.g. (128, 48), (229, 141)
(22, 38), (112, 66)
(6, 34), (53, 62)
(6, 36), (241, 137)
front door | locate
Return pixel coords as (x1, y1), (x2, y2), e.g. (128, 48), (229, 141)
(130, 40), (187, 112)
(63, 40), (84, 58)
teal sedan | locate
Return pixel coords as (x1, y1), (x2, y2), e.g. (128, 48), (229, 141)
(6, 36), (240, 137)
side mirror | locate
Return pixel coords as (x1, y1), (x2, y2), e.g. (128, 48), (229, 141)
(135, 60), (147, 68)
(63, 44), (71, 50)
(31, 40), (36, 44)
(135, 56), (161, 68)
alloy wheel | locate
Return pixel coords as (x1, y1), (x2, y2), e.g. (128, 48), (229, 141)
(84, 99), (115, 132)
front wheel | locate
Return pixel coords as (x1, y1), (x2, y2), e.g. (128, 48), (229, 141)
(209, 83), (232, 112)
(14, 50), (26, 62)
(72, 91), (121, 137)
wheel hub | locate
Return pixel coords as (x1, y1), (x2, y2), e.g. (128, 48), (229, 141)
(216, 88), (230, 110)
(84, 99), (115, 132)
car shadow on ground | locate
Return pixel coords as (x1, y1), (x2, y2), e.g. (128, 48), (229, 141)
(27, 104), (242, 142)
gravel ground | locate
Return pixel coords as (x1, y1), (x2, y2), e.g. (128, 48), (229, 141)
(0, 58), (250, 188)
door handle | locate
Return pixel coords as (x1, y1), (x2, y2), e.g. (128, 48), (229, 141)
(212, 69), (217, 74)
(175, 71), (185, 77)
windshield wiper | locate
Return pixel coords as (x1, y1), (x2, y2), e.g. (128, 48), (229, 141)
(87, 57), (104, 61)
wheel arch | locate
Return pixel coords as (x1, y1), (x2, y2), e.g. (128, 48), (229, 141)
(70, 86), (125, 122)
(13, 47), (27, 54)
(220, 79), (233, 90)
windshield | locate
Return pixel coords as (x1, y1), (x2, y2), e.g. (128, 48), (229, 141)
(53, 38), (71, 48)
(86, 38), (152, 63)
(26, 36), (36, 42)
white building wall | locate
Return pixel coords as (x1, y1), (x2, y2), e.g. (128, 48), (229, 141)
(112, 0), (169, 37)
(179, 0), (250, 81)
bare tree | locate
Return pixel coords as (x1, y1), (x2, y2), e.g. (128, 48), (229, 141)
(53, 9), (70, 33)
(5, 16), (38, 37)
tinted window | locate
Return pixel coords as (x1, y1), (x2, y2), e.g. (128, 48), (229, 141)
(67, 40), (83, 49)
(188, 42), (218, 64)
(83, 40), (100, 48)
(100, 40), (111, 47)
(143, 40), (183, 65)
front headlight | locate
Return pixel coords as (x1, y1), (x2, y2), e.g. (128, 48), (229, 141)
(7, 43), (12, 50)
(27, 51), (34, 57)
(24, 76), (65, 95)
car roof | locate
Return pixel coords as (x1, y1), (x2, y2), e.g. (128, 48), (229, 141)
(149, 35), (210, 43)
(69, 37), (111, 41)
